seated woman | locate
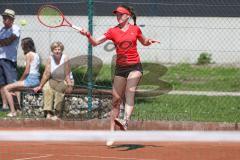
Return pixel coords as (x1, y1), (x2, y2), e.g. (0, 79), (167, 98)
(33, 41), (74, 120)
(3, 37), (40, 117)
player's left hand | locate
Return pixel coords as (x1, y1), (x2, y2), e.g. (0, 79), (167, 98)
(148, 39), (160, 44)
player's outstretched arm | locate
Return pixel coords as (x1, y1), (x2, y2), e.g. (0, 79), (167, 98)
(79, 28), (107, 46)
(138, 34), (160, 46)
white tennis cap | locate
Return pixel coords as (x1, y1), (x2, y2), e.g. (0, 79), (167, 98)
(2, 9), (15, 19)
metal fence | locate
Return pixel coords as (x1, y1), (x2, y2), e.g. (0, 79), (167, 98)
(1, 0), (240, 122)
(0, 0), (238, 65)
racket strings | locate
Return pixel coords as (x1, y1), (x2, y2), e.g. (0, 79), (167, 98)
(38, 6), (64, 27)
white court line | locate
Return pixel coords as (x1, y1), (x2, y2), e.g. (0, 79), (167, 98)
(11, 153), (157, 160)
(64, 154), (157, 160)
(14, 154), (53, 160)
(0, 130), (240, 142)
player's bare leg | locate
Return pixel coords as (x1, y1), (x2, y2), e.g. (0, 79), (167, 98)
(115, 71), (142, 130)
(107, 76), (126, 146)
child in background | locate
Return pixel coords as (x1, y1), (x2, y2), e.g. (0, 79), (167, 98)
(3, 37), (40, 117)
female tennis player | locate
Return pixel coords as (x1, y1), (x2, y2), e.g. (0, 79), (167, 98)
(80, 5), (159, 146)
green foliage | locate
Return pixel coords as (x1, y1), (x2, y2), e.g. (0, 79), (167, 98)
(162, 64), (240, 91)
(15, 63), (240, 92)
(1, 63), (240, 123)
(197, 52), (212, 65)
(71, 67), (87, 86)
(133, 95), (240, 122)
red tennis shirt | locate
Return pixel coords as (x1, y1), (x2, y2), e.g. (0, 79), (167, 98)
(104, 24), (143, 65)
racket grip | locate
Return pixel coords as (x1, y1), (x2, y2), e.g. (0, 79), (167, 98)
(72, 25), (82, 31)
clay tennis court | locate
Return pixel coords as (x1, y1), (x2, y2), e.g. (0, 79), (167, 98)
(1, 141), (240, 160)
(0, 129), (240, 160)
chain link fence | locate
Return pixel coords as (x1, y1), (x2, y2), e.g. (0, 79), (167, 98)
(1, 0), (240, 122)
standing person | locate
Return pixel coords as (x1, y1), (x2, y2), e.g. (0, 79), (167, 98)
(0, 9), (20, 111)
(33, 41), (74, 120)
(3, 37), (40, 117)
(80, 5), (159, 144)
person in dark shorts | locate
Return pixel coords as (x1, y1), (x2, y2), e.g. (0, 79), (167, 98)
(80, 5), (159, 146)
(0, 9), (20, 111)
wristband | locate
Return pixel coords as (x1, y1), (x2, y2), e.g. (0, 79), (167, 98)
(86, 32), (91, 38)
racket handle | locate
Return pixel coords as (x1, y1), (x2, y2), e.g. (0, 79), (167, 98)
(72, 25), (82, 31)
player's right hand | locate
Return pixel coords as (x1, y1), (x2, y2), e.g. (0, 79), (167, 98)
(79, 28), (91, 38)
(79, 28), (87, 35)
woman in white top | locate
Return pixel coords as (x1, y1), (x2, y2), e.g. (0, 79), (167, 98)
(3, 37), (40, 117)
(33, 41), (73, 120)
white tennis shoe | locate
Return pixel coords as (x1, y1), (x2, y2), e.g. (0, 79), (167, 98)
(114, 118), (128, 131)
(106, 140), (114, 147)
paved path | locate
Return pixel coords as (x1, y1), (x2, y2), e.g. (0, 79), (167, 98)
(169, 90), (240, 96)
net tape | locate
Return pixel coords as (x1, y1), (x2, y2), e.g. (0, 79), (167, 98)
(0, 130), (240, 142)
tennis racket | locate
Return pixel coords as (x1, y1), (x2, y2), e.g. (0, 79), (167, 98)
(37, 5), (82, 31)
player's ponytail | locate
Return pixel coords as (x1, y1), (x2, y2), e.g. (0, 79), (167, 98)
(121, 5), (137, 25)
(131, 11), (137, 25)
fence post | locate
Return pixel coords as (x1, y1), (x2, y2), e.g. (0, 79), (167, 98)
(87, 0), (93, 111)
